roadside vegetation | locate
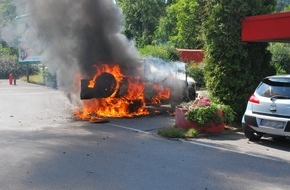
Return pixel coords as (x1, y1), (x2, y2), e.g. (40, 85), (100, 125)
(157, 127), (199, 139)
(20, 70), (43, 84)
(0, 41), (39, 79)
(269, 43), (290, 74)
(139, 44), (179, 61)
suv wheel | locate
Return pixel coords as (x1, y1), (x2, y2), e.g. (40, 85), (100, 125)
(244, 127), (263, 141)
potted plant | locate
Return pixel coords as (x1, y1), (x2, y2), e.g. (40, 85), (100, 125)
(175, 97), (235, 133)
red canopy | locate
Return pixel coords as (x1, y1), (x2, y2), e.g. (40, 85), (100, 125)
(177, 49), (204, 63)
(242, 11), (290, 42)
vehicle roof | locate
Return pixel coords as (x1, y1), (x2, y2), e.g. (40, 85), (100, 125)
(266, 74), (290, 79)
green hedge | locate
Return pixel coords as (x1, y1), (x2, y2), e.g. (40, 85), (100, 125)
(202, 0), (276, 120)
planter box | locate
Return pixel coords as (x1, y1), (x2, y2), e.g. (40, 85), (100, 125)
(175, 107), (225, 133)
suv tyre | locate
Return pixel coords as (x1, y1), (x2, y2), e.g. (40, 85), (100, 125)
(244, 126), (263, 141)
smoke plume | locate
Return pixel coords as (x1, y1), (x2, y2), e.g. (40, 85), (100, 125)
(25, 0), (141, 105)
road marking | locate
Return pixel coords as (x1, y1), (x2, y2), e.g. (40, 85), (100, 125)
(107, 122), (284, 163)
(105, 123), (152, 134)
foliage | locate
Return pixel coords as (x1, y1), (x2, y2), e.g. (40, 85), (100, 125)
(0, 0), (16, 27)
(21, 73), (43, 84)
(154, 5), (178, 45)
(186, 63), (205, 89)
(0, 42), (19, 78)
(157, 127), (186, 138)
(154, 0), (203, 49)
(117, 0), (166, 48)
(0, 1), (39, 79)
(157, 127), (199, 138)
(186, 105), (222, 125)
(276, 0), (290, 12)
(184, 128), (199, 138)
(0, 41), (39, 79)
(183, 97), (235, 126)
(269, 43), (290, 74)
(0, 59), (18, 78)
(217, 104), (236, 125)
(0, 41), (16, 58)
(0, 60), (39, 79)
(202, 0), (276, 121)
(139, 43), (179, 61)
(283, 4), (290, 11)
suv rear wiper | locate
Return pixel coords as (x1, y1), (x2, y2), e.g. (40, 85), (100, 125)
(270, 95), (290, 101)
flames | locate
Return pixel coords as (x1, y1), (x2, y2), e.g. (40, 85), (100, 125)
(151, 84), (170, 104)
(74, 64), (170, 120)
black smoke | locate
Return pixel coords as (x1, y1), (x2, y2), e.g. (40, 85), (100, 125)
(26, 0), (141, 103)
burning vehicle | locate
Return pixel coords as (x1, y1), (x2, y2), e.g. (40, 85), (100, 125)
(25, 0), (196, 120)
(78, 57), (196, 119)
(140, 57), (197, 105)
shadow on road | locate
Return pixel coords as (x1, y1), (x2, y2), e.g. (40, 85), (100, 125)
(253, 137), (290, 152)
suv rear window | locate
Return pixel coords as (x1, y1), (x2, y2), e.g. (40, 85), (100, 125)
(256, 78), (290, 97)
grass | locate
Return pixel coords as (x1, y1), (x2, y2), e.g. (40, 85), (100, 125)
(157, 127), (199, 138)
(21, 73), (44, 85)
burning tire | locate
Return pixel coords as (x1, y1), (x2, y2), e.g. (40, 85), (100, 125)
(80, 72), (117, 99)
(78, 62), (196, 118)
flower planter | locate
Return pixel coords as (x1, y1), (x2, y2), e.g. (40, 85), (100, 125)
(175, 107), (225, 133)
(204, 122), (225, 133)
(175, 108), (201, 130)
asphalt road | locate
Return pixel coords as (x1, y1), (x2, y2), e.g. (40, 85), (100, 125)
(0, 79), (290, 190)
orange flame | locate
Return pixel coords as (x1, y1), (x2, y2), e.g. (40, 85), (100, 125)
(74, 64), (171, 120)
(151, 84), (170, 104)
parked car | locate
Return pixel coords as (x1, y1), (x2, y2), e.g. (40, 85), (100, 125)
(242, 75), (290, 141)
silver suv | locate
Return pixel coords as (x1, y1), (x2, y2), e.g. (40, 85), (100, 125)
(242, 75), (290, 141)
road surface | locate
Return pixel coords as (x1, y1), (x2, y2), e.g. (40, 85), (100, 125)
(0, 79), (289, 190)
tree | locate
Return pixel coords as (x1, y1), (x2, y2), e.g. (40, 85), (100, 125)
(0, 0), (25, 79)
(277, 0), (290, 12)
(154, 0), (203, 49)
(139, 43), (179, 61)
(0, 41), (37, 79)
(0, 0), (16, 27)
(117, 0), (166, 48)
(269, 5), (290, 75)
(203, 0), (276, 120)
(154, 3), (178, 45)
(172, 0), (203, 48)
(166, 0), (177, 5)
(282, 4), (290, 11)
(269, 43), (290, 74)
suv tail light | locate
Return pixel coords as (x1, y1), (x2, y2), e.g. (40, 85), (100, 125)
(249, 94), (260, 104)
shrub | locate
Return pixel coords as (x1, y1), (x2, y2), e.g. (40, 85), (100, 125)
(139, 44), (179, 61)
(157, 127), (186, 138)
(186, 105), (221, 125)
(184, 128), (199, 138)
(157, 127), (199, 138)
(183, 96), (235, 126)
(186, 63), (205, 89)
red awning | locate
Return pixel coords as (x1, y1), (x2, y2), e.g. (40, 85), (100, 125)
(242, 11), (290, 42)
(177, 49), (204, 63)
